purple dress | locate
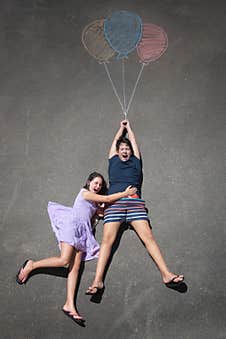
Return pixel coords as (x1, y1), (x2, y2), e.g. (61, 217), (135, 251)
(47, 189), (100, 261)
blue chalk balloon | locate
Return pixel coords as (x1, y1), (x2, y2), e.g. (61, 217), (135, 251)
(104, 10), (142, 58)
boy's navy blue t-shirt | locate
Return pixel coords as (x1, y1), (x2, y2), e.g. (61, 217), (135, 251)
(108, 155), (143, 197)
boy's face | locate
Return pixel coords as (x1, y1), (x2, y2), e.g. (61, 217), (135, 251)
(118, 142), (132, 161)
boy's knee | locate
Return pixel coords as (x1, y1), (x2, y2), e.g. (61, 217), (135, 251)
(102, 235), (115, 246)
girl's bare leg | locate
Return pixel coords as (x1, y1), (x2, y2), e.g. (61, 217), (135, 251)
(130, 220), (184, 283)
(17, 242), (75, 283)
(87, 221), (121, 292)
(63, 250), (84, 319)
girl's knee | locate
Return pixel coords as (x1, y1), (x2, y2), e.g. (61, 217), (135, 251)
(59, 256), (71, 267)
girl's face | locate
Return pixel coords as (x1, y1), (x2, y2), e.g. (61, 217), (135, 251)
(88, 176), (103, 194)
(118, 142), (132, 161)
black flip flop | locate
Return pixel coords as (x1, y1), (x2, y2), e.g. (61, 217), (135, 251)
(85, 285), (105, 296)
(165, 275), (184, 289)
(16, 259), (30, 285)
(62, 309), (85, 326)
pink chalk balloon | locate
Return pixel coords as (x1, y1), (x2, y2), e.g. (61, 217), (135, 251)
(137, 23), (168, 64)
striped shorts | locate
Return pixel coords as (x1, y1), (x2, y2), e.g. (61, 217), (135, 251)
(104, 198), (150, 224)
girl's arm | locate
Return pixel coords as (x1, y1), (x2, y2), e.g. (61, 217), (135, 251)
(82, 185), (137, 203)
(108, 120), (126, 159)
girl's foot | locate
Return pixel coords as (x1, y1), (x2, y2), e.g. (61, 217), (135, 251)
(62, 306), (85, 323)
(163, 273), (184, 288)
(85, 281), (104, 295)
(16, 259), (33, 285)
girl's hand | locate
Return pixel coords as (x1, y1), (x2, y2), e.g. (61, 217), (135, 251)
(96, 203), (105, 218)
(125, 185), (137, 196)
